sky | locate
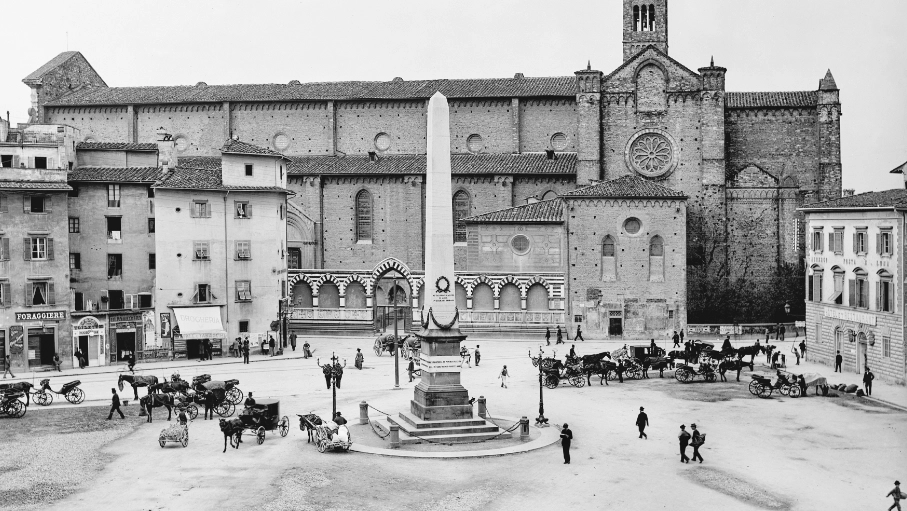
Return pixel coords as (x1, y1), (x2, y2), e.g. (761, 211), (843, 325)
(1, 0), (905, 192)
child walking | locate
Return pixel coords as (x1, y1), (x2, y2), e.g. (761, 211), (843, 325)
(499, 365), (509, 388)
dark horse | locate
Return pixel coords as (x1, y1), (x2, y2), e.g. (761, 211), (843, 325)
(219, 418), (244, 452)
(735, 344), (765, 365)
(718, 359), (754, 382)
(139, 393), (174, 423)
(118, 374), (159, 401)
(149, 378), (190, 395)
(0, 382), (33, 406)
(641, 356), (673, 378)
(583, 359), (617, 386)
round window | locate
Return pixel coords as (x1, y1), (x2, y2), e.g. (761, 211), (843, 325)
(466, 134), (484, 153)
(510, 234), (531, 255)
(623, 217), (641, 235)
(550, 132), (567, 151)
(273, 133), (290, 151)
(374, 132), (391, 152)
(624, 129), (678, 178)
(174, 136), (189, 152)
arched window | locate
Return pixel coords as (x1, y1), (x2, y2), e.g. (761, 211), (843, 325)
(453, 190), (470, 243)
(649, 235), (664, 282)
(355, 190), (372, 242)
(809, 264), (824, 303)
(633, 5), (640, 31)
(851, 267), (868, 309)
(602, 236), (615, 257)
(601, 235), (616, 282)
(541, 190), (558, 201)
(877, 269), (895, 312)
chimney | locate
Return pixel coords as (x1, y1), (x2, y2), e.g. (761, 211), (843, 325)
(842, 189), (855, 197)
(368, 151), (378, 162)
(155, 128), (175, 172)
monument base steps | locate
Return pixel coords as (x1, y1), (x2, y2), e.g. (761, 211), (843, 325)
(372, 414), (512, 444)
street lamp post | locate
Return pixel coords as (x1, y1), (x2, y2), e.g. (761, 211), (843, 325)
(531, 348), (549, 427)
(318, 352), (345, 418)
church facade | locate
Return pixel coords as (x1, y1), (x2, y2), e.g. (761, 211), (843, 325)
(15, 0), (841, 338)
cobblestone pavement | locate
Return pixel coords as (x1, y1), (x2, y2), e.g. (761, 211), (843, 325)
(3, 336), (903, 511)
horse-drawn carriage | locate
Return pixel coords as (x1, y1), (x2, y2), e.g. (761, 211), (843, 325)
(237, 399), (290, 445)
(33, 378), (84, 406)
(748, 372), (802, 398)
(158, 422), (189, 448)
(191, 375), (243, 405)
(373, 334), (421, 360)
(0, 389), (27, 418)
(674, 363), (718, 383)
(192, 375), (238, 417)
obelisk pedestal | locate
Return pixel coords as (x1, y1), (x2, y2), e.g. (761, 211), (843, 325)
(411, 92), (472, 421)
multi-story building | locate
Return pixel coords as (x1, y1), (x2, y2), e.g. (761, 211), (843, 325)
(15, 0), (843, 334)
(153, 139), (289, 359)
(0, 166), (73, 372)
(801, 189), (907, 385)
(0, 120), (78, 171)
(67, 142), (162, 366)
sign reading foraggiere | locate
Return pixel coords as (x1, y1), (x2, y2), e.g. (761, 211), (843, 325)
(15, 310), (66, 322)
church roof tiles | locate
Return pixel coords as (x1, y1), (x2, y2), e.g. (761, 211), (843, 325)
(45, 76), (576, 106)
(152, 165), (290, 192)
(463, 199), (565, 223)
(561, 175), (686, 199)
(220, 138), (287, 158)
(23, 51), (80, 83)
(799, 189), (907, 210)
(76, 141), (158, 152)
(725, 91), (818, 109)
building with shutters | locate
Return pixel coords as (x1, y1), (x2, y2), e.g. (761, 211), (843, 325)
(0, 166), (73, 372)
(801, 189), (907, 385)
(8, 0), (845, 339)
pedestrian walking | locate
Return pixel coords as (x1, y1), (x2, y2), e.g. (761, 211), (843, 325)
(887, 481), (903, 511)
(2, 354), (13, 379)
(766, 344), (775, 365)
(355, 348), (364, 370)
(107, 388), (125, 420)
(679, 328), (685, 345)
(268, 335), (276, 357)
(545, 327), (551, 346)
(863, 367), (875, 396)
(678, 425), (691, 463)
(560, 423), (573, 464)
(672, 331), (680, 348)
(792, 343), (800, 365)
(303, 341), (311, 359)
(575, 325), (585, 342)
(636, 407), (648, 439)
(499, 365), (509, 388)
(474, 345), (481, 366)
(408, 358), (415, 382)
(556, 326), (563, 345)
(290, 332), (297, 352)
(799, 340), (807, 360)
(779, 324), (786, 341)
(460, 346), (471, 368)
(765, 327), (771, 343)
(242, 339), (250, 364)
(690, 423), (704, 463)
(835, 350), (843, 372)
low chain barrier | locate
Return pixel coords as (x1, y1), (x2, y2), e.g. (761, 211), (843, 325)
(365, 402), (521, 445)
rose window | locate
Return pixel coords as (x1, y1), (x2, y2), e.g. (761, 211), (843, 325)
(630, 134), (672, 175)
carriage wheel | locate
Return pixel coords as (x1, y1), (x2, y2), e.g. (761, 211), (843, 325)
(159, 436), (166, 448)
(748, 381), (759, 396)
(66, 387), (85, 404)
(226, 387), (243, 405)
(674, 368), (685, 382)
(181, 433), (189, 448)
(256, 427), (266, 445)
(279, 416), (289, 437)
(544, 375), (559, 389)
(11, 400), (25, 418)
(789, 385), (802, 398)
(35, 391), (52, 406)
(757, 385), (773, 399)
(705, 372), (717, 383)
(568, 374), (586, 388)
(187, 404), (199, 420)
(216, 401), (235, 417)
(779, 384), (792, 396)
(317, 439), (326, 453)
(373, 339), (383, 357)
(605, 369), (617, 381)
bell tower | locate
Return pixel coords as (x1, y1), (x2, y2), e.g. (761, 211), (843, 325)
(623, 0), (668, 61)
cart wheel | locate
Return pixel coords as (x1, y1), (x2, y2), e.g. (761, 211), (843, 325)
(544, 375), (559, 389)
(35, 391), (52, 406)
(569, 374), (586, 388)
(159, 436), (166, 448)
(757, 385), (773, 399)
(181, 434), (188, 448)
(256, 427), (265, 445)
(216, 401), (235, 417)
(373, 339), (382, 357)
(188, 404), (199, 420)
(11, 400), (25, 418)
(748, 381), (759, 396)
(605, 369), (617, 381)
(227, 387), (243, 405)
(279, 416), (289, 437)
(674, 368), (685, 382)
(66, 387), (85, 404)
(789, 385), (802, 398)
(317, 440), (326, 453)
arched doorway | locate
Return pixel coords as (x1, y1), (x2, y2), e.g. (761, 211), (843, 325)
(371, 259), (413, 333)
(857, 332), (868, 374)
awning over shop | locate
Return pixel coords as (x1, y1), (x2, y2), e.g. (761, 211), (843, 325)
(172, 307), (227, 339)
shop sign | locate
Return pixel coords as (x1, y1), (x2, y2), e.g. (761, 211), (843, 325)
(111, 314), (142, 324)
(823, 307), (877, 326)
(15, 310), (66, 322)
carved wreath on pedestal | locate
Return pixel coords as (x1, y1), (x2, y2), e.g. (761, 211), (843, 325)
(625, 129), (679, 178)
(435, 276), (451, 293)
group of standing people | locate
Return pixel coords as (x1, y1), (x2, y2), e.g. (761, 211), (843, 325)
(678, 423), (705, 463)
(546, 325), (584, 346)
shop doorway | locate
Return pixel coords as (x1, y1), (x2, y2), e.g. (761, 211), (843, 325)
(857, 334), (868, 374)
(78, 336), (89, 367)
(186, 339), (210, 360)
(116, 332), (135, 361)
(28, 329), (56, 368)
(608, 318), (623, 338)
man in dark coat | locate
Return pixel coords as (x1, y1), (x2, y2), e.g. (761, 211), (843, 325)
(289, 332), (297, 352)
(672, 331), (680, 348)
(636, 407), (648, 439)
(863, 367), (875, 396)
(242, 339), (250, 364)
(556, 326), (563, 345)
(560, 423), (573, 464)
(616, 360), (625, 383)
(203, 390), (216, 420)
(474, 345), (481, 366)
(107, 388), (125, 420)
(575, 325), (585, 342)
(691, 423), (704, 463)
(835, 351), (843, 372)
(678, 425), (691, 463)
(545, 327), (551, 346)
(407, 358), (415, 382)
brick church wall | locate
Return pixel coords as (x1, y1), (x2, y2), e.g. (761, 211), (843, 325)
(519, 99), (577, 153)
(136, 104), (226, 156)
(449, 100), (512, 154)
(231, 102), (333, 155)
(45, 106), (129, 142)
(336, 101), (426, 155)
(512, 177), (576, 203)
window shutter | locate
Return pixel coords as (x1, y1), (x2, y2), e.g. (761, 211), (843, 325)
(0, 237), (8, 260)
(100, 290), (109, 311)
(27, 157), (34, 168)
(47, 282), (55, 305)
(1, 282), (9, 306)
(45, 196), (52, 214)
(876, 281), (881, 311)
(0, 194), (7, 213)
(818, 275), (823, 302)
(23, 195), (31, 213)
(192, 289), (199, 304)
(876, 233), (881, 254)
(246, 204), (252, 218)
(47, 158), (55, 170)
(47, 238), (54, 260)
(23, 238), (31, 261)
(827, 232), (833, 251)
(808, 275), (814, 301)
(848, 279), (855, 307)
(24, 283), (31, 307)
(852, 233), (857, 252)
(190, 203), (197, 218)
(819, 233), (824, 251)
(890, 282), (895, 311)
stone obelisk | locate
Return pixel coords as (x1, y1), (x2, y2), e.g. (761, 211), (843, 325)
(411, 92), (472, 420)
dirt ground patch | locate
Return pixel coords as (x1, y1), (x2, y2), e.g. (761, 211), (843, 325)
(683, 466), (792, 510)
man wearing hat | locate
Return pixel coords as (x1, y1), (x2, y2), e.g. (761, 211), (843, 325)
(690, 423), (704, 463)
(107, 388), (125, 420)
(560, 423), (573, 464)
(887, 480), (903, 511)
(678, 425), (691, 463)
(635, 407), (649, 439)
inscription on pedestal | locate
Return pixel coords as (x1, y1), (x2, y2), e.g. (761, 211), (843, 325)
(419, 354), (462, 373)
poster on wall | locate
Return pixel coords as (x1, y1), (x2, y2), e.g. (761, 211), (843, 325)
(8, 326), (24, 355)
(160, 313), (172, 339)
(142, 311), (157, 348)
